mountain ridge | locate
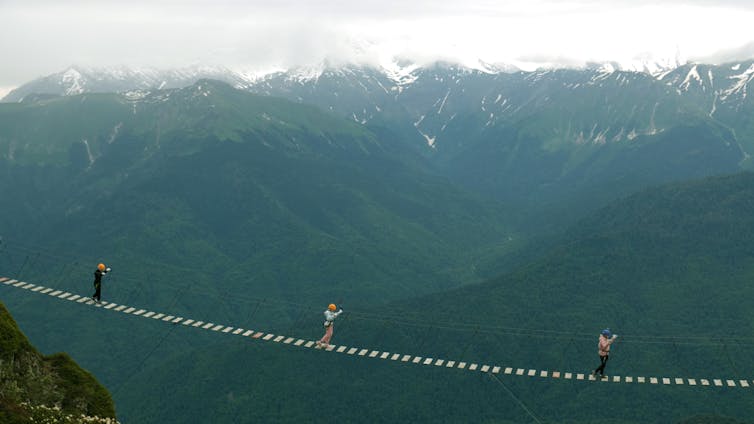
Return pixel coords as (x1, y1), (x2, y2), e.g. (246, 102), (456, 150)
(5, 58), (748, 103)
(5, 61), (753, 163)
(3, 73), (749, 236)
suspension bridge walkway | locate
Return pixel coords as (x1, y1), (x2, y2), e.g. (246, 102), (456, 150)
(2, 275), (752, 390)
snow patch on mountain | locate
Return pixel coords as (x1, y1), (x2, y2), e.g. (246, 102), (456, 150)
(0, 86), (15, 99)
(710, 92), (719, 117)
(437, 90), (450, 114)
(107, 123), (123, 144)
(597, 62), (617, 74)
(193, 83), (212, 97)
(485, 113), (495, 127)
(622, 55), (682, 76)
(123, 90), (150, 100)
(586, 57), (679, 78)
(418, 129), (436, 148)
(286, 64), (326, 83)
(680, 65), (703, 91)
(81, 139), (94, 165)
(380, 60), (420, 90)
(475, 60), (520, 74)
(61, 68), (85, 95)
(722, 63), (754, 100)
(590, 70), (614, 84)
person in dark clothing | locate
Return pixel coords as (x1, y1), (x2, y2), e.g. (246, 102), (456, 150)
(92, 263), (111, 302)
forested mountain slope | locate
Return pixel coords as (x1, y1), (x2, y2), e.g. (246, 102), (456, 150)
(22, 172), (751, 424)
(3, 77), (752, 423)
(0, 80), (513, 307)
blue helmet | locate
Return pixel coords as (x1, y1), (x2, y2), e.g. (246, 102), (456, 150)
(601, 329), (612, 338)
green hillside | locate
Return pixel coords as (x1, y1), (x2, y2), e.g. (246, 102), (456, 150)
(0, 80), (514, 308)
(0, 302), (116, 423)
(0, 79), (377, 166)
(97, 172), (754, 423)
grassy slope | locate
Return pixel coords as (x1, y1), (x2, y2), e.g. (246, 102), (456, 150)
(0, 302), (116, 422)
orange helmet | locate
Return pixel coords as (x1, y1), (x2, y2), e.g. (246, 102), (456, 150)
(328, 303), (337, 311)
(97, 263), (106, 271)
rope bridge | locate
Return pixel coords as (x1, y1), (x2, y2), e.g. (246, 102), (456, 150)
(2, 275), (752, 390)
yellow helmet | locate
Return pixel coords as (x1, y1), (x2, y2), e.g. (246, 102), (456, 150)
(328, 303), (337, 311)
(98, 263), (106, 271)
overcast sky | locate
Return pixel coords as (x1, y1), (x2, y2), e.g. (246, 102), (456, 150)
(2, 0), (754, 91)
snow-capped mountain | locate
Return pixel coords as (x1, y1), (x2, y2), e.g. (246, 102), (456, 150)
(7, 59), (752, 118)
(1, 65), (264, 102)
(2, 61), (437, 103)
(240, 60), (753, 156)
(4, 59), (753, 166)
(3, 64), (750, 236)
(657, 61), (754, 105)
(2, 59), (677, 103)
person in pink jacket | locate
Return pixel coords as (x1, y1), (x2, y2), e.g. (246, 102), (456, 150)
(593, 328), (618, 378)
(315, 303), (343, 349)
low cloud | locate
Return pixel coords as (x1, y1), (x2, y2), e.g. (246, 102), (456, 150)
(1, 0), (754, 87)
(693, 41), (754, 64)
